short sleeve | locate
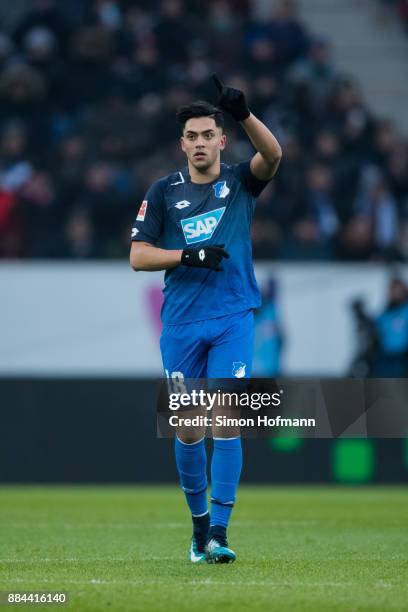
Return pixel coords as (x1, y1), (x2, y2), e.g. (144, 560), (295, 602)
(233, 160), (271, 198)
(131, 180), (164, 244)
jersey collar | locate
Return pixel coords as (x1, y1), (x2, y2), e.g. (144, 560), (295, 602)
(183, 163), (226, 185)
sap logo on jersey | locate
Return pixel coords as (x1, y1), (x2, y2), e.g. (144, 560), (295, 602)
(181, 207), (225, 245)
(213, 180), (230, 198)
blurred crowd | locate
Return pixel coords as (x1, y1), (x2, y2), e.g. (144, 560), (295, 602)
(0, 0), (408, 260)
(381, 0), (408, 32)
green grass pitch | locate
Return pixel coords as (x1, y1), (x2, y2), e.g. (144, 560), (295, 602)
(0, 486), (407, 611)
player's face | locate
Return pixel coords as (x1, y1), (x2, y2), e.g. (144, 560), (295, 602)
(180, 117), (226, 171)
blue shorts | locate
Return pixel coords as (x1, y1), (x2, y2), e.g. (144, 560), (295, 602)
(160, 310), (254, 379)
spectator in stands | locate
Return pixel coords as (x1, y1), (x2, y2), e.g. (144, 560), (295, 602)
(19, 169), (62, 257)
(93, 0), (123, 31)
(0, 33), (14, 70)
(22, 26), (65, 108)
(52, 133), (87, 197)
(354, 166), (400, 259)
(64, 208), (99, 259)
(154, 0), (195, 64)
(288, 37), (338, 113)
(373, 276), (408, 376)
(253, 279), (284, 376)
(244, 38), (280, 78)
(370, 119), (399, 167)
(282, 163), (339, 260)
(0, 63), (50, 152)
(73, 160), (131, 257)
(13, 0), (72, 57)
(245, 0), (309, 68)
(0, 122), (32, 186)
(251, 181), (282, 258)
(122, 41), (162, 100)
(313, 128), (360, 220)
(63, 25), (118, 109)
(0, 122), (32, 257)
(385, 142), (408, 210)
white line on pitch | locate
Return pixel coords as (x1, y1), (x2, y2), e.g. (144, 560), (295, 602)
(0, 557), (174, 563)
(1, 520), (316, 529)
(0, 578), (395, 589)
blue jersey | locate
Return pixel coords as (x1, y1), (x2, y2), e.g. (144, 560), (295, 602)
(376, 302), (408, 354)
(131, 161), (269, 325)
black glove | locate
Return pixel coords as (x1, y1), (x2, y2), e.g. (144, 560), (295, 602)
(212, 73), (250, 122)
(181, 244), (230, 271)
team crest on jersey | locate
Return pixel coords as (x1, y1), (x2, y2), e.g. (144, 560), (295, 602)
(137, 200), (148, 221)
(232, 362), (246, 378)
(213, 180), (230, 199)
(181, 207), (225, 245)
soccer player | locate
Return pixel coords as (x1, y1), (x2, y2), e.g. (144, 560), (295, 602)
(130, 75), (282, 563)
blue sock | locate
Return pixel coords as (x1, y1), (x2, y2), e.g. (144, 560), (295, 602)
(175, 437), (208, 517)
(210, 437), (242, 528)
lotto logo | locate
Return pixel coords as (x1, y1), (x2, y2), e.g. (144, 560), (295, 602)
(137, 200), (148, 221)
(181, 207), (225, 245)
(175, 200), (190, 209)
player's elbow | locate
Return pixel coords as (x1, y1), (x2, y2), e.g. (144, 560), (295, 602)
(274, 150), (282, 171)
(269, 149), (282, 175)
(130, 256), (144, 272)
(268, 146), (282, 164)
(129, 255), (140, 271)
(129, 243), (146, 271)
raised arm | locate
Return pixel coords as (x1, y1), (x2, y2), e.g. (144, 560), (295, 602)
(241, 114), (282, 180)
(212, 74), (282, 180)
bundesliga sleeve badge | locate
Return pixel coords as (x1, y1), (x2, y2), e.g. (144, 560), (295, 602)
(137, 200), (148, 221)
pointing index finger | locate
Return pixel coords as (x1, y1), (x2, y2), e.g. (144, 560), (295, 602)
(211, 73), (224, 93)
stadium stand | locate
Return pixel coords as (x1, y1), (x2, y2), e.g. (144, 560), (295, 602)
(0, 0), (407, 261)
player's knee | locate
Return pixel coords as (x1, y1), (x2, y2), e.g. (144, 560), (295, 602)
(177, 431), (205, 444)
(212, 423), (241, 439)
